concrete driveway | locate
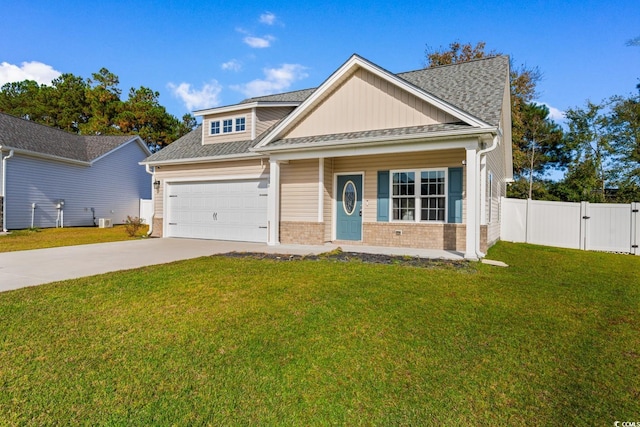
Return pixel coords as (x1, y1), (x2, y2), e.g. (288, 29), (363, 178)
(0, 238), (463, 292)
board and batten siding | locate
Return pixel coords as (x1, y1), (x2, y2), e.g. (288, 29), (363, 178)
(5, 141), (150, 229)
(285, 68), (459, 139)
(153, 159), (269, 219)
(202, 108), (253, 145)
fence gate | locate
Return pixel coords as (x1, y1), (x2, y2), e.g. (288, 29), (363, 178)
(501, 198), (640, 255)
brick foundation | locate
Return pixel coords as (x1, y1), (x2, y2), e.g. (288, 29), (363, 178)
(280, 221), (325, 245)
(0, 196), (3, 229)
(363, 222), (466, 252)
(151, 217), (163, 238)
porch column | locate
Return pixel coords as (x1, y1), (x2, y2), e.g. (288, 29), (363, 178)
(268, 159), (280, 245)
(465, 147), (478, 260)
(318, 158), (324, 222)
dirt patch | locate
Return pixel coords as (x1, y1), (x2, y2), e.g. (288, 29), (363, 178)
(218, 248), (473, 271)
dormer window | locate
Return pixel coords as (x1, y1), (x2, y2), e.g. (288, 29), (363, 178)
(236, 117), (246, 132)
(209, 116), (247, 136)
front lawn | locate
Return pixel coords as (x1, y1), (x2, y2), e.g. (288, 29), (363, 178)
(0, 225), (149, 253)
(0, 242), (638, 425)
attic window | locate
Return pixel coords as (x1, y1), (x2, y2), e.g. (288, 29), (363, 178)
(210, 116), (247, 136)
(210, 121), (220, 135)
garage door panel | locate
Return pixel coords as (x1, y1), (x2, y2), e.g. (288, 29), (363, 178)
(167, 180), (268, 242)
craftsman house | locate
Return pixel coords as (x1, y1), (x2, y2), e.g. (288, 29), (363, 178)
(141, 54), (512, 259)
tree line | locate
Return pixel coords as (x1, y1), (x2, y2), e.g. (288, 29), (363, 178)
(0, 68), (196, 151)
(425, 42), (640, 203)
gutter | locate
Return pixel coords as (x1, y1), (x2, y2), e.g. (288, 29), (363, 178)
(2, 149), (15, 232)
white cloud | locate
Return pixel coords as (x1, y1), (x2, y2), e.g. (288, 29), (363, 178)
(0, 61), (61, 86)
(232, 64), (308, 98)
(243, 35), (275, 48)
(168, 80), (222, 111)
(542, 102), (566, 122)
(221, 59), (242, 72)
(259, 12), (276, 25)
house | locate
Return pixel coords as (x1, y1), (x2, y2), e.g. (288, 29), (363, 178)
(0, 112), (152, 230)
(141, 54), (512, 260)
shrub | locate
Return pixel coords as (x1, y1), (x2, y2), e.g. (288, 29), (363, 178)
(123, 216), (145, 237)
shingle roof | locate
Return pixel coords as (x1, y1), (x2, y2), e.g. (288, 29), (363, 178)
(397, 56), (509, 126)
(143, 55), (509, 163)
(239, 88), (316, 104)
(143, 125), (263, 163)
(0, 112), (139, 162)
(268, 123), (473, 149)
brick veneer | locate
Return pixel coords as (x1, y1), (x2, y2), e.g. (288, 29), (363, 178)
(151, 217), (163, 238)
(280, 221), (325, 245)
(364, 222), (467, 251)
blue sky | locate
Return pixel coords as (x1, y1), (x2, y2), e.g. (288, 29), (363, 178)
(1, 0), (639, 123)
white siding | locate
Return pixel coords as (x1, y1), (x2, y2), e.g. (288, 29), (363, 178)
(5, 141), (151, 229)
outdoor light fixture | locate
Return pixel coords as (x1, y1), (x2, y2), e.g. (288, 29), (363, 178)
(153, 180), (161, 190)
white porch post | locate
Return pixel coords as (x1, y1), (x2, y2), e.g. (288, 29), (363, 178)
(465, 147), (478, 260)
(318, 158), (324, 222)
(268, 159), (280, 245)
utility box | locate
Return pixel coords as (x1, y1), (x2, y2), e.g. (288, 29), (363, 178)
(98, 218), (113, 228)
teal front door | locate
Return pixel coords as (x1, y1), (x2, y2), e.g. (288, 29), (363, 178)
(336, 174), (362, 240)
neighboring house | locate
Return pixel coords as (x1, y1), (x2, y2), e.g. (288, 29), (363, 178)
(0, 112), (152, 230)
(141, 54), (512, 259)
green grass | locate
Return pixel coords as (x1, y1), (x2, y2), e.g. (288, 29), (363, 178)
(0, 242), (638, 425)
(0, 225), (149, 253)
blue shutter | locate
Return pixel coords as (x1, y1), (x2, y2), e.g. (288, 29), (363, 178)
(377, 171), (389, 222)
(448, 167), (463, 223)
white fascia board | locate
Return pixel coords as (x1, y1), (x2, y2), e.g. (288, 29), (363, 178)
(140, 152), (266, 167)
(267, 134), (489, 162)
(256, 55), (491, 149)
(2, 147), (90, 166)
(90, 136), (150, 165)
(256, 127), (495, 156)
(193, 101), (301, 117)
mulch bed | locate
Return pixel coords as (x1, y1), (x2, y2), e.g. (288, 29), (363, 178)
(219, 249), (473, 270)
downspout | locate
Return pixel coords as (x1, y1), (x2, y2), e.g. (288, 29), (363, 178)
(474, 132), (500, 258)
(145, 164), (155, 236)
(2, 149), (14, 232)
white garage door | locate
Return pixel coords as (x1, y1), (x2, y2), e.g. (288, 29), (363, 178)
(166, 180), (268, 242)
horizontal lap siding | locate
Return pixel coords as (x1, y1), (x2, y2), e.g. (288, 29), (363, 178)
(6, 142), (150, 229)
(202, 108), (252, 145)
(280, 159), (319, 222)
(286, 68), (457, 139)
(256, 107), (295, 137)
(333, 150), (465, 223)
(153, 159), (268, 218)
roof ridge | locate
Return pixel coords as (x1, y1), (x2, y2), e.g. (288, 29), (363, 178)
(397, 55), (508, 75)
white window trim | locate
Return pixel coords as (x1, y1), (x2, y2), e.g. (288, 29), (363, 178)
(389, 168), (448, 223)
(209, 115), (248, 136)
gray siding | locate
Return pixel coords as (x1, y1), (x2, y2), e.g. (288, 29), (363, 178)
(5, 141), (151, 229)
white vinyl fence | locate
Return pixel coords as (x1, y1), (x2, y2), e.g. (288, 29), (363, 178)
(501, 198), (640, 255)
(139, 199), (153, 227)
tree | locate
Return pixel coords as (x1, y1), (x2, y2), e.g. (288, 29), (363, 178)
(519, 103), (566, 198)
(562, 102), (614, 202)
(424, 41), (565, 197)
(0, 68), (196, 149)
